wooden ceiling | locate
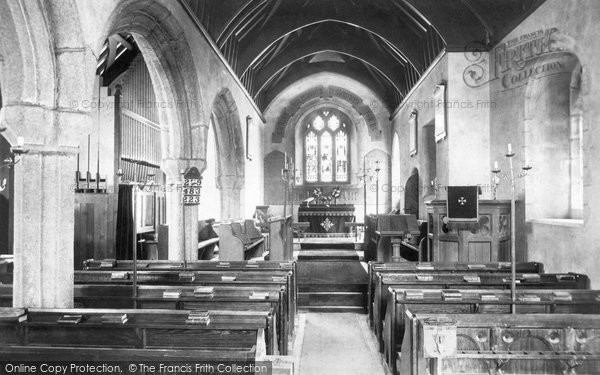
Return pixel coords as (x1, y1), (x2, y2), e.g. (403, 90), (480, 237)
(182, 0), (546, 112)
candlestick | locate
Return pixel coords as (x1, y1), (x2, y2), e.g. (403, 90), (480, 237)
(507, 143), (512, 154)
(17, 137), (24, 147)
(494, 161), (499, 170)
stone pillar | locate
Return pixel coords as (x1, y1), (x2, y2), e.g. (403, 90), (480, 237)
(217, 174), (243, 219)
(163, 158), (203, 261)
(12, 144), (77, 308)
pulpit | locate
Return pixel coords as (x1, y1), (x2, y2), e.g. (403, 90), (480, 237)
(426, 200), (511, 262)
(297, 204), (355, 235)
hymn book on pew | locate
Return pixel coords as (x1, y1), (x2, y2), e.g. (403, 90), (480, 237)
(217, 262), (231, 268)
(416, 263), (434, 270)
(249, 292), (269, 300)
(442, 290), (463, 301)
(179, 272), (196, 282)
(194, 286), (215, 298)
(57, 314), (83, 324)
(99, 259), (116, 268)
(480, 293), (499, 301)
(186, 310), (210, 325)
(101, 313), (128, 324)
(163, 290), (183, 299)
(463, 275), (481, 283)
(405, 290), (424, 300)
(221, 275), (236, 281)
(518, 294), (541, 302)
(0, 308), (27, 322)
(552, 291), (573, 301)
(110, 271), (128, 280)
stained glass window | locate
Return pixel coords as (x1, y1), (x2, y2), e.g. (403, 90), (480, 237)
(321, 132), (333, 182)
(305, 131), (318, 182)
(328, 115), (339, 131)
(335, 131), (347, 181)
(313, 115), (324, 131)
(304, 109), (349, 183)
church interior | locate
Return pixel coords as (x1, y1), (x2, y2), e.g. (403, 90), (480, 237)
(1, 0), (600, 374)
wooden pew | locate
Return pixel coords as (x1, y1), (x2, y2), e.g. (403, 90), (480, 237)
(74, 268), (296, 343)
(367, 261), (545, 326)
(81, 259), (298, 318)
(73, 284), (289, 354)
(75, 269), (295, 315)
(400, 312), (600, 375)
(0, 255), (12, 284)
(219, 221), (266, 260)
(385, 288), (600, 374)
(0, 307), (271, 361)
(372, 271), (589, 350)
(197, 219), (219, 259)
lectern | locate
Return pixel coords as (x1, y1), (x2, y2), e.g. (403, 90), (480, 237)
(375, 214), (420, 262)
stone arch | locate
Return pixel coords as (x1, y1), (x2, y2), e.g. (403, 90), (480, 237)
(212, 88), (245, 219)
(104, 0), (206, 163)
(273, 85), (381, 143)
(523, 52), (583, 220)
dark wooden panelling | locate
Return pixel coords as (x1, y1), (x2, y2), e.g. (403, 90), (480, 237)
(74, 193), (118, 269)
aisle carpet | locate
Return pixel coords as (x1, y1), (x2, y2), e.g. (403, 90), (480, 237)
(298, 313), (387, 375)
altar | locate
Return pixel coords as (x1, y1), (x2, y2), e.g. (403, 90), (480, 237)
(297, 204), (355, 235)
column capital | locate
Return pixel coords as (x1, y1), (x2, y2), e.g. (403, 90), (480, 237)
(162, 158), (206, 180)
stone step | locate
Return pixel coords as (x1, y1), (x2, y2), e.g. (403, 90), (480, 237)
(299, 291), (365, 307)
(299, 306), (366, 313)
(298, 283), (367, 293)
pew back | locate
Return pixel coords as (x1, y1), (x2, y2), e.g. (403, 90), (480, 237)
(401, 312), (600, 375)
(385, 288), (600, 374)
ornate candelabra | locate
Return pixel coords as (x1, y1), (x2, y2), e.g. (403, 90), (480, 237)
(492, 143), (532, 314)
(357, 158), (382, 219)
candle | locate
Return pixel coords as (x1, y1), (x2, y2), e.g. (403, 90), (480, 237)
(17, 136), (24, 147)
(494, 161), (499, 170)
(507, 143), (512, 154)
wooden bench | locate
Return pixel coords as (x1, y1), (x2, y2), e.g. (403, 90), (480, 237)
(74, 268), (296, 340)
(219, 221), (266, 261)
(372, 271), (589, 351)
(198, 219), (219, 259)
(367, 261), (545, 326)
(385, 288), (600, 374)
(0, 255), (12, 284)
(400, 312), (600, 375)
(72, 284), (289, 354)
(0, 307), (272, 361)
